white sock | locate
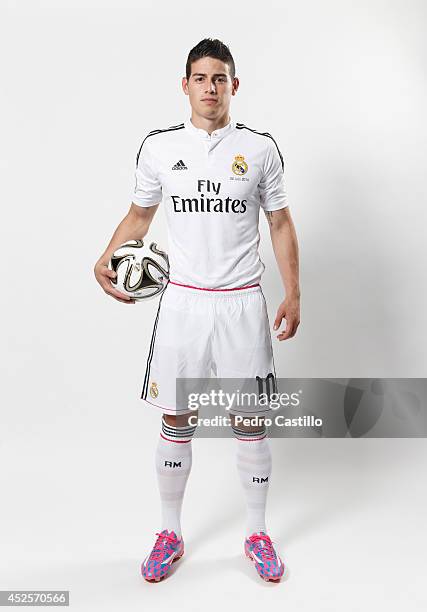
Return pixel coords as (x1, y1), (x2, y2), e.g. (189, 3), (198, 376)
(154, 416), (196, 538)
(233, 426), (272, 537)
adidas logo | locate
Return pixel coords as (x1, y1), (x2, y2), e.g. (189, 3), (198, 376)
(172, 159), (188, 170)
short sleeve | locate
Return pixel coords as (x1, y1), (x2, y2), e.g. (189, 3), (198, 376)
(131, 137), (162, 207)
(258, 137), (288, 211)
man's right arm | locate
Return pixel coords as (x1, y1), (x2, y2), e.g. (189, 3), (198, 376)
(93, 202), (159, 303)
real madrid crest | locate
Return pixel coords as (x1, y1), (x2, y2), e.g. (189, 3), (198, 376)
(232, 154), (248, 176)
(150, 381), (159, 399)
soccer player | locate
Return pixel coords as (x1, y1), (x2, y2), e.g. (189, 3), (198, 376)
(94, 38), (300, 582)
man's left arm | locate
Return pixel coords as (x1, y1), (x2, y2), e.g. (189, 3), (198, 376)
(264, 207), (300, 341)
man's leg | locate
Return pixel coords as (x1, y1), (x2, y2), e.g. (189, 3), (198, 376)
(141, 411), (198, 582)
(155, 411), (198, 537)
(230, 414), (271, 536)
(231, 413), (285, 581)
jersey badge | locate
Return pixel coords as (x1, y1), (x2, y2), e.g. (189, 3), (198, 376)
(232, 154), (248, 176)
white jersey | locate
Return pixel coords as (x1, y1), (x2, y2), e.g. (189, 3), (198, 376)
(131, 116), (288, 289)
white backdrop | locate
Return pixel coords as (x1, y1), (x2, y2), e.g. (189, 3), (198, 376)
(1, 1), (427, 610)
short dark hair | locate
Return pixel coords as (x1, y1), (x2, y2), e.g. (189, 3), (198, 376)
(186, 38), (236, 80)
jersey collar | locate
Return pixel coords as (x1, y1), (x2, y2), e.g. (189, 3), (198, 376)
(184, 115), (236, 139)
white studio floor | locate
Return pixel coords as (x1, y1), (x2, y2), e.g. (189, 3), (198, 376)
(1, 433), (426, 612)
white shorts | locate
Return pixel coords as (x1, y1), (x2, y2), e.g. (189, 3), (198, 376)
(140, 281), (277, 416)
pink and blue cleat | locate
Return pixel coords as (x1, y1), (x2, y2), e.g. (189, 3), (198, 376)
(141, 529), (184, 582)
(244, 532), (285, 582)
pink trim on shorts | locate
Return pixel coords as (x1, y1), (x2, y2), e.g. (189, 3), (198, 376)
(169, 281), (260, 292)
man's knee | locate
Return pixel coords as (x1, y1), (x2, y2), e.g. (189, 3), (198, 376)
(163, 411), (199, 428)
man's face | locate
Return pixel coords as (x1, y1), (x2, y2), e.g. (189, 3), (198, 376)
(182, 56), (239, 119)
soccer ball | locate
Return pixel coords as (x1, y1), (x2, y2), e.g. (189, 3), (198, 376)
(108, 239), (169, 301)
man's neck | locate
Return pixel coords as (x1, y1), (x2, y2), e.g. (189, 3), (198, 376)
(190, 112), (231, 135)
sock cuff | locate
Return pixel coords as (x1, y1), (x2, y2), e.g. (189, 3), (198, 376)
(161, 415), (197, 443)
(232, 425), (267, 441)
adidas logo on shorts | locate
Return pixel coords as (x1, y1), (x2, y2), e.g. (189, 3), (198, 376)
(172, 159), (188, 170)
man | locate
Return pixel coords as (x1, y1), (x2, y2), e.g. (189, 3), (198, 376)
(94, 38), (300, 583)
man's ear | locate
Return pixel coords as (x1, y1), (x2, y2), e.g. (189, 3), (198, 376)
(182, 77), (189, 95)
